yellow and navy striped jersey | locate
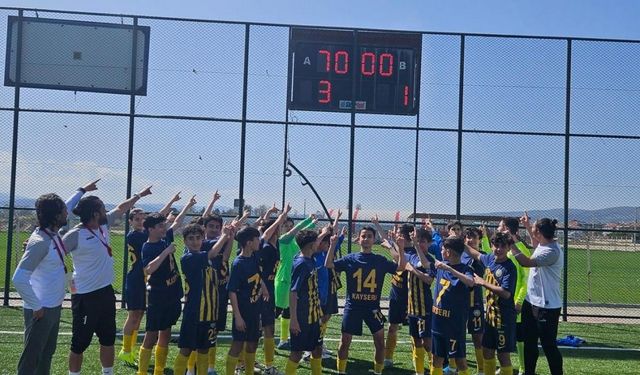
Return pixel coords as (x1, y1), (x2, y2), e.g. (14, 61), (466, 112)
(181, 250), (219, 322)
(329, 268), (342, 295)
(407, 252), (436, 318)
(480, 253), (516, 328)
(291, 255), (323, 325)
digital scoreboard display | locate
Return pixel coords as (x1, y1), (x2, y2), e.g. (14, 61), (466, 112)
(289, 28), (421, 115)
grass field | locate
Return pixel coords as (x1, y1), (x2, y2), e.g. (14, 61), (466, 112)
(1, 232), (639, 305)
(0, 306), (638, 374)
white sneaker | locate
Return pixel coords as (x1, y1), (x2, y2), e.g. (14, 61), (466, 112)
(263, 366), (283, 375)
(302, 351), (312, 362)
(234, 364), (245, 375)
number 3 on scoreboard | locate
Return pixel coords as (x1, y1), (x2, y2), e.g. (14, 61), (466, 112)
(318, 80), (331, 104)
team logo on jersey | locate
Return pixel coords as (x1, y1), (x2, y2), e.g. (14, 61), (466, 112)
(473, 309), (482, 317)
(495, 268), (503, 278)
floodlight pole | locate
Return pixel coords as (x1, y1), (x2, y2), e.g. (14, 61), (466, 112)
(3, 10), (23, 306)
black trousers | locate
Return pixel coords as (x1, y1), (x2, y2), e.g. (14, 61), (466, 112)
(521, 300), (563, 375)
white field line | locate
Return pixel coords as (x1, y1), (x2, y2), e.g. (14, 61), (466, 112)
(0, 330), (639, 352)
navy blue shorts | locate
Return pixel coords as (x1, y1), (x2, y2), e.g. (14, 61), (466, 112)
(216, 285), (229, 331)
(290, 321), (323, 352)
(341, 307), (386, 336)
(432, 331), (466, 359)
(261, 289), (276, 327)
(178, 320), (217, 350)
(467, 305), (484, 334)
(387, 297), (408, 325)
(409, 315), (432, 340)
(146, 294), (181, 332)
(483, 323), (516, 353)
(124, 283), (146, 311)
(231, 313), (262, 343)
(322, 292), (339, 316)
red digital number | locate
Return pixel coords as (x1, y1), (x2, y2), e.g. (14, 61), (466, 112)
(379, 53), (393, 77)
(319, 80), (331, 104)
(403, 85), (409, 106)
(361, 52), (376, 76)
(319, 49), (331, 72)
(335, 50), (349, 74)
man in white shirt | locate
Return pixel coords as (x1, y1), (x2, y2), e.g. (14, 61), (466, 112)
(62, 185), (152, 375)
(12, 180), (98, 375)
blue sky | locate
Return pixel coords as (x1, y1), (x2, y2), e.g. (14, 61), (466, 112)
(1, 1), (640, 221)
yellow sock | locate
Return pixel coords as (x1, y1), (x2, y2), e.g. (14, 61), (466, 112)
(137, 347), (152, 375)
(188, 351), (197, 371)
(484, 357), (497, 375)
(132, 329), (139, 352)
(238, 346), (245, 365)
(264, 337), (275, 367)
(427, 351), (432, 370)
(208, 346), (217, 370)
(122, 333), (133, 353)
(226, 355), (239, 375)
(431, 365), (443, 375)
(244, 352), (256, 375)
(320, 321), (328, 338)
(310, 357), (322, 375)
(173, 353), (189, 375)
(448, 357), (457, 369)
(153, 345), (169, 375)
(337, 358), (347, 374)
(413, 347), (425, 374)
(384, 334), (397, 360)
(196, 352), (208, 375)
(474, 347), (484, 373)
(280, 318), (290, 342)
(374, 361), (384, 374)
(458, 368), (471, 375)
(500, 365), (513, 375)
(285, 359), (299, 375)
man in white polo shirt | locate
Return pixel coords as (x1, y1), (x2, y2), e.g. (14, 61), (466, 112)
(63, 186), (152, 375)
(12, 180), (98, 375)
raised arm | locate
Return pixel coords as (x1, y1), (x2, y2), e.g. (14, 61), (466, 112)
(159, 191), (181, 217)
(509, 235), (538, 268)
(371, 214), (387, 242)
(480, 224), (491, 253)
(281, 214), (316, 242)
(169, 195), (196, 231)
(207, 225), (233, 259)
(332, 209), (342, 234)
(257, 203), (279, 228)
(202, 190), (221, 218)
(405, 262), (434, 285)
(474, 274), (511, 299)
(464, 243), (483, 261)
(324, 234), (339, 269)
(66, 179), (100, 213)
(262, 203), (291, 240)
(145, 243), (176, 275)
(112, 186), (153, 217)
(520, 211), (539, 248)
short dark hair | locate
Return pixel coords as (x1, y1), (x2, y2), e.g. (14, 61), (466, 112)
(182, 223), (204, 239)
(443, 235), (465, 255)
(203, 214), (223, 227)
(235, 226), (260, 248)
(72, 196), (104, 225)
(491, 231), (514, 248)
(360, 225), (376, 238)
(320, 227), (333, 243)
(447, 220), (463, 231)
(259, 218), (277, 232)
(128, 207), (145, 221)
(536, 218), (558, 240)
(414, 227), (433, 242)
(399, 224), (414, 240)
(143, 213), (166, 230)
(35, 193), (66, 228)
(501, 217), (520, 235)
(465, 227), (482, 239)
(296, 230), (318, 250)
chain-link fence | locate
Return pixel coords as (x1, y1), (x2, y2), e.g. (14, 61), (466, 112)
(1, 7), (639, 321)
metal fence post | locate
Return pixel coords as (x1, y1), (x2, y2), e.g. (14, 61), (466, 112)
(238, 24), (250, 215)
(3, 10), (23, 306)
(455, 35), (465, 219)
(562, 39), (572, 322)
(121, 16), (139, 308)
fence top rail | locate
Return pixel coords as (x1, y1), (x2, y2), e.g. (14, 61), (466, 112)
(1, 6), (640, 44)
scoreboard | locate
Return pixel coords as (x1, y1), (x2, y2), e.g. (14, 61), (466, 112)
(289, 28), (421, 115)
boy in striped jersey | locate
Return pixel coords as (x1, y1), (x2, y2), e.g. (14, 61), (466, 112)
(174, 223), (233, 375)
(406, 227), (437, 375)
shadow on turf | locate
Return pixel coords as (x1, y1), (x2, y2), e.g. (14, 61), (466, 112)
(273, 350), (415, 374)
(559, 348), (640, 361)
